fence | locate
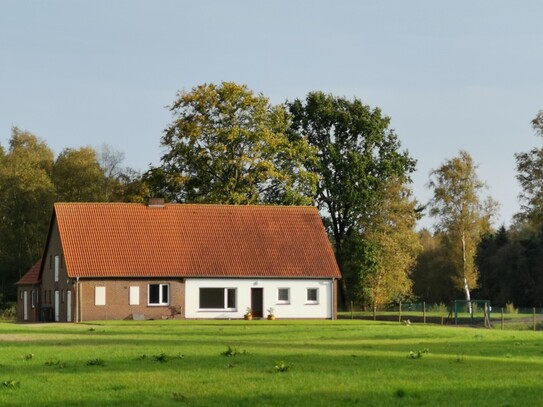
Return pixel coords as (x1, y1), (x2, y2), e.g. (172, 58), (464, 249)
(339, 301), (543, 331)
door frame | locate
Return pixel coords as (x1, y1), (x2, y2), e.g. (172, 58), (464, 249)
(251, 287), (264, 318)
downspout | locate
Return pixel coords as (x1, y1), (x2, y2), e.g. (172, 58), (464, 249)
(331, 278), (335, 320)
(75, 277), (80, 323)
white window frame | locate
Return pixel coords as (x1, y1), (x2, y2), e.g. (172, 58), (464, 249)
(129, 286), (140, 305)
(277, 288), (290, 304)
(306, 288), (319, 304)
(54, 255), (60, 282)
(198, 288), (237, 311)
(148, 284), (169, 306)
(95, 286), (106, 306)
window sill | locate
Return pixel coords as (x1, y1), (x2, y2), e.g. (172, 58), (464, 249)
(147, 304), (170, 307)
(198, 309), (237, 312)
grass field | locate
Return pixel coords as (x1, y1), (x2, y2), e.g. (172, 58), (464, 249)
(1, 320), (542, 406)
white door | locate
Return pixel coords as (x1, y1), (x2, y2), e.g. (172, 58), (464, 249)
(66, 290), (72, 322)
(23, 291), (28, 321)
(54, 290), (60, 322)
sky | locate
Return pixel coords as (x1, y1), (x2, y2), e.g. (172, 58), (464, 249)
(1, 1), (542, 229)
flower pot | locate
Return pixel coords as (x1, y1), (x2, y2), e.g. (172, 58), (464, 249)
(244, 314), (253, 320)
(267, 315), (275, 320)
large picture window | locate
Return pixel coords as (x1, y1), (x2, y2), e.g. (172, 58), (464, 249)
(149, 284), (169, 306)
(199, 288), (236, 310)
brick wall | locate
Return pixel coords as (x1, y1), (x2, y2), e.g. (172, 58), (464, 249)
(78, 279), (185, 321)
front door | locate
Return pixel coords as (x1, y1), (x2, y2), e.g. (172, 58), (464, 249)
(251, 288), (263, 318)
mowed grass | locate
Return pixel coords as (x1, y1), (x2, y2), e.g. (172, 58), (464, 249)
(1, 320), (543, 406)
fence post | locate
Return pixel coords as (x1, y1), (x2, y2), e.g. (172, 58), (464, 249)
(501, 307), (504, 330)
(423, 302), (426, 324)
(398, 301), (402, 323)
(534, 307), (536, 331)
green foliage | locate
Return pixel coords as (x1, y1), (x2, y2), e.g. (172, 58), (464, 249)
(86, 358), (106, 366)
(0, 128), (55, 299)
(515, 110), (543, 225)
(288, 92), (416, 305)
(149, 82), (318, 205)
(274, 360), (292, 372)
(53, 147), (106, 202)
(2, 380), (19, 390)
(407, 348), (429, 359)
(220, 345), (247, 357)
(427, 150), (498, 301)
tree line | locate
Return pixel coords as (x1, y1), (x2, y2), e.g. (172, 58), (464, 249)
(2, 81), (543, 311)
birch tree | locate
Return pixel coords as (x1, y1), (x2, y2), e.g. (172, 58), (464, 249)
(428, 150), (498, 305)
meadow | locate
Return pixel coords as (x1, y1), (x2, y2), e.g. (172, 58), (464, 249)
(0, 320), (542, 406)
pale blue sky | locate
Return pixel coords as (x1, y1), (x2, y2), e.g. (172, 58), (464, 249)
(1, 1), (542, 229)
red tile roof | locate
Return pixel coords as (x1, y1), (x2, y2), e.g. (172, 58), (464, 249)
(16, 261), (42, 285)
(52, 203), (341, 279)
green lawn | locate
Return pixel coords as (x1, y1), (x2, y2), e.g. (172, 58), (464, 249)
(1, 320), (542, 406)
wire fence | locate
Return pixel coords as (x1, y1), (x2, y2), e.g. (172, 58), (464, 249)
(338, 301), (543, 331)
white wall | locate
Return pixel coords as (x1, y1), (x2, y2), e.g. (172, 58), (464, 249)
(184, 278), (334, 319)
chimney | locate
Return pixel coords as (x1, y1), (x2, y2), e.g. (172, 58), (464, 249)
(148, 197), (165, 207)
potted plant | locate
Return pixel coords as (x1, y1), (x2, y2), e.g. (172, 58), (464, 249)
(267, 307), (276, 320)
(244, 307), (253, 320)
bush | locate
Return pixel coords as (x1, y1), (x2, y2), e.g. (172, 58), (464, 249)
(0, 304), (16, 321)
(505, 302), (518, 314)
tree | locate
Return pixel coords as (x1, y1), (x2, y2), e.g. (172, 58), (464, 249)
(515, 110), (543, 225)
(98, 144), (125, 201)
(427, 150), (498, 305)
(149, 82), (318, 205)
(356, 181), (422, 312)
(0, 128), (55, 300)
(288, 92), (416, 306)
(52, 147), (106, 202)
(412, 230), (457, 304)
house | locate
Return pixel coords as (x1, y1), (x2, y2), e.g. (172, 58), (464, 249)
(16, 201), (341, 322)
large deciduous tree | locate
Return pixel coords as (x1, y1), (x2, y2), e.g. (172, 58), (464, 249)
(516, 110), (543, 225)
(356, 181), (422, 312)
(288, 92), (417, 306)
(427, 150), (498, 304)
(149, 82), (318, 205)
(53, 147), (106, 202)
(0, 128), (56, 300)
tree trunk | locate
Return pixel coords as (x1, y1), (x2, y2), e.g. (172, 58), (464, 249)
(461, 231), (472, 315)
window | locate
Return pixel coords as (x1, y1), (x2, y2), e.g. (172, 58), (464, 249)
(277, 288), (290, 304)
(95, 286), (106, 306)
(306, 288), (319, 304)
(129, 286), (140, 305)
(54, 255), (60, 282)
(31, 290), (36, 308)
(148, 284), (169, 305)
(199, 288), (236, 310)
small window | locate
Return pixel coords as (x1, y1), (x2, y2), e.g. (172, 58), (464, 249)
(129, 286), (140, 305)
(148, 284), (169, 306)
(31, 290), (36, 308)
(61, 289), (65, 304)
(277, 288), (290, 304)
(54, 255), (60, 282)
(199, 288), (236, 310)
(306, 288), (319, 304)
(19, 290), (23, 301)
(95, 286), (106, 306)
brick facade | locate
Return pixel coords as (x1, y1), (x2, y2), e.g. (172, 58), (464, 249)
(77, 279), (185, 321)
